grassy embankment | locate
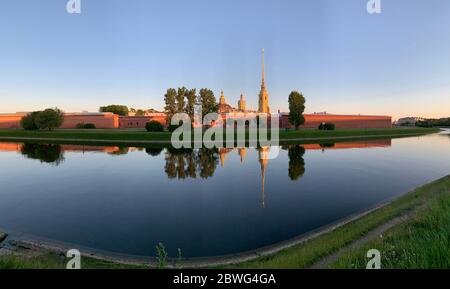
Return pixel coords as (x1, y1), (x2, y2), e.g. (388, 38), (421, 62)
(1, 175), (449, 269)
(329, 187), (450, 269)
(0, 127), (440, 146)
(226, 176), (450, 269)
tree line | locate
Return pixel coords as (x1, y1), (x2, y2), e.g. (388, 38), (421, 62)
(164, 87), (218, 121)
(95, 89), (308, 131)
(416, 118), (450, 128)
(99, 105), (161, 116)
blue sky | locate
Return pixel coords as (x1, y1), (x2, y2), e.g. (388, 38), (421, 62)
(0, 0), (449, 119)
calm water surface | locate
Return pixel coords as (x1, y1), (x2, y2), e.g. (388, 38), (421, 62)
(0, 131), (449, 258)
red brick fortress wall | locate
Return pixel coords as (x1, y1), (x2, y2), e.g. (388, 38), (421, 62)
(61, 113), (119, 129)
(119, 114), (167, 129)
(0, 113), (119, 129)
(0, 114), (23, 128)
(279, 114), (392, 129)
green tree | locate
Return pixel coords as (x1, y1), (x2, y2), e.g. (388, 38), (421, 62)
(34, 108), (64, 131)
(198, 88), (217, 115)
(185, 88), (197, 119)
(99, 105), (129, 116)
(164, 88), (177, 123)
(20, 111), (40, 131)
(136, 109), (145, 116)
(288, 91), (306, 130)
(176, 87), (187, 113)
(145, 121), (164, 132)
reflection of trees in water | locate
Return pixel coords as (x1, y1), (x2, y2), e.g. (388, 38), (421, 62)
(283, 145), (306, 181)
(20, 143), (65, 165)
(164, 148), (219, 179)
(145, 147), (164, 156)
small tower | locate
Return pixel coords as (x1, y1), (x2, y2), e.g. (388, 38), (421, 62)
(219, 90), (226, 105)
(238, 93), (246, 111)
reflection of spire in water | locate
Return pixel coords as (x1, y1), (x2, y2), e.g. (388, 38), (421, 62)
(219, 148), (232, 167)
(238, 148), (246, 163)
(258, 147), (269, 209)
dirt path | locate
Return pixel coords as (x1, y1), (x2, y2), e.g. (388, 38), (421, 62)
(309, 210), (417, 269)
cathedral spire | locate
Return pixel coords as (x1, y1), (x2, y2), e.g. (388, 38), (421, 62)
(258, 49), (270, 114)
(262, 48), (265, 85)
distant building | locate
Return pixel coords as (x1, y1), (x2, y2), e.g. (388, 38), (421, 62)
(396, 117), (425, 126)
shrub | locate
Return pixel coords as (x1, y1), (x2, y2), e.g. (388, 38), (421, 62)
(156, 242), (168, 269)
(319, 123), (335, 131)
(146, 121), (164, 132)
(76, 123), (96, 129)
(35, 108), (64, 130)
(20, 112), (40, 130)
(83, 123), (96, 129)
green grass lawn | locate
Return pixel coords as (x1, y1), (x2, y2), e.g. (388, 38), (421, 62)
(0, 253), (145, 269)
(0, 127), (439, 144)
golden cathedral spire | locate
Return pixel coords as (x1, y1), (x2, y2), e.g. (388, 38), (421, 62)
(258, 49), (270, 114)
(262, 48), (265, 84)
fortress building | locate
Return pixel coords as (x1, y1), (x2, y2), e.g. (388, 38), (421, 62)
(0, 50), (391, 130)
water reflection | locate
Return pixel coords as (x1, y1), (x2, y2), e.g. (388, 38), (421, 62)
(145, 147), (164, 157)
(285, 145), (306, 181)
(1, 138), (417, 257)
(164, 148), (219, 179)
(20, 143), (65, 165)
(1, 139), (392, 181)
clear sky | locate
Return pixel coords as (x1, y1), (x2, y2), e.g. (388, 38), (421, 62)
(1, 0), (449, 120)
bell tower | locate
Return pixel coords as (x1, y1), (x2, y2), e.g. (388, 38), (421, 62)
(238, 93), (246, 111)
